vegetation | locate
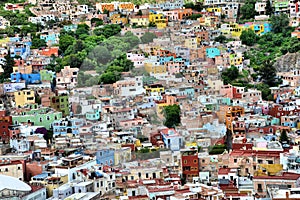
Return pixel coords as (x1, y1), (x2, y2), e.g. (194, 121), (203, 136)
(187, 13), (202, 20)
(270, 14), (290, 34)
(221, 66), (239, 85)
(214, 35), (227, 43)
(280, 129), (288, 143)
(209, 144), (227, 155)
(0, 51), (14, 83)
(140, 32), (157, 44)
(163, 105), (181, 128)
(240, 29), (257, 46)
(239, 0), (257, 19)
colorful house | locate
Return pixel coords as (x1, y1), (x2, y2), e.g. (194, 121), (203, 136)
(130, 16), (149, 27)
(14, 89), (35, 107)
(12, 105), (63, 129)
(206, 47), (221, 58)
(149, 12), (167, 29)
(243, 22), (271, 36)
(40, 70), (55, 82)
(50, 94), (70, 117)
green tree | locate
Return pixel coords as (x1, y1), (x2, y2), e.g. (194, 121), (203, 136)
(93, 24), (121, 38)
(270, 14), (289, 33)
(108, 54), (134, 72)
(163, 104), (181, 128)
(240, 29), (257, 46)
(187, 13), (202, 20)
(214, 35), (227, 43)
(258, 60), (277, 87)
(221, 66), (239, 84)
(91, 18), (103, 26)
(59, 34), (75, 53)
(0, 51), (14, 83)
(31, 37), (47, 49)
(240, 0), (256, 19)
(140, 32), (157, 44)
(99, 71), (121, 84)
(123, 32), (140, 49)
(256, 83), (272, 100)
(280, 129), (288, 143)
(265, 0), (273, 15)
(88, 46), (112, 65)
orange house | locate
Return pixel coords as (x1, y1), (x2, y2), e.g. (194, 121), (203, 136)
(40, 47), (59, 57)
(177, 8), (193, 20)
(118, 2), (134, 12)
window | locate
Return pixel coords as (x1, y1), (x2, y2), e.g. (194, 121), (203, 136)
(234, 159), (237, 163)
(193, 159), (198, 163)
(184, 160), (187, 164)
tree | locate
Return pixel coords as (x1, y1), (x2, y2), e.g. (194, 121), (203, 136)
(123, 32), (140, 49)
(88, 46), (112, 65)
(108, 54), (134, 72)
(163, 104), (181, 128)
(187, 13), (202, 20)
(137, 10), (143, 16)
(59, 34), (75, 53)
(280, 129), (288, 143)
(31, 37), (47, 49)
(265, 0), (273, 16)
(270, 14), (289, 33)
(240, 0), (256, 19)
(214, 35), (227, 43)
(99, 71), (121, 84)
(91, 18), (103, 26)
(0, 51), (14, 83)
(140, 32), (157, 44)
(93, 24), (121, 38)
(258, 60), (278, 87)
(221, 66), (239, 84)
(240, 29), (257, 46)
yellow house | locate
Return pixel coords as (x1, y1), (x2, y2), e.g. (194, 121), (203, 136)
(229, 54), (243, 66)
(13, 65), (32, 74)
(130, 16), (149, 27)
(207, 7), (222, 13)
(184, 38), (198, 49)
(144, 63), (167, 74)
(46, 174), (68, 197)
(229, 23), (245, 37)
(149, 12), (167, 29)
(114, 147), (131, 165)
(14, 89), (35, 107)
(118, 2), (134, 12)
(110, 14), (128, 24)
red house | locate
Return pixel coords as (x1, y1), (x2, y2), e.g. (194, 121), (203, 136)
(0, 113), (12, 144)
(181, 149), (199, 182)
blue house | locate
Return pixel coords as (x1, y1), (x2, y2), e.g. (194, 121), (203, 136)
(11, 72), (41, 84)
(10, 41), (31, 59)
(160, 128), (183, 151)
(206, 48), (221, 58)
(96, 149), (115, 165)
(86, 109), (101, 121)
(40, 32), (60, 45)
(179, 86), (195, 98)
(52, 118), (85, 136)
(63, 24), (78, 32)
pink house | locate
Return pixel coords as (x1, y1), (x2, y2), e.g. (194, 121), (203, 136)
(220, 84), (234, 98)
(163, 10), (179, 21)
(126, 52), (145, 68)
(119, 117), (144, 128)
(166, 61), (184, 75)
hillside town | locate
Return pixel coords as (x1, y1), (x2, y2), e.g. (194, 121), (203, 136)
(0, 0), (300, 199)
